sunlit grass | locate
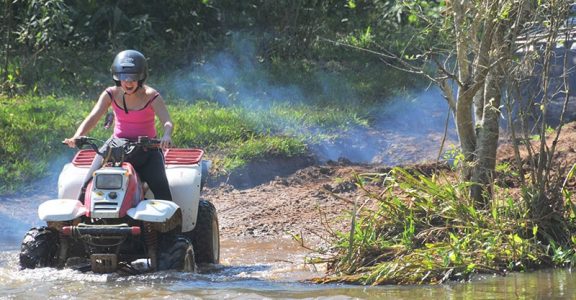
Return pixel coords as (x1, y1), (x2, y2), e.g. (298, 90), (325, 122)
(0, 96), (112, 193)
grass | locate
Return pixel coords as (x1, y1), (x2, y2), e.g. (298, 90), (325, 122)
(0, 95), (369, 194)
(0, 96), (95, 193)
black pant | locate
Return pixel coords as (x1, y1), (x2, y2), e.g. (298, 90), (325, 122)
(125, 147), (173, 201)
(82, 142), (173, 201)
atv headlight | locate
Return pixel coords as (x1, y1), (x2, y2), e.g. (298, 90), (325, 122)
(95, 174), (123, 190)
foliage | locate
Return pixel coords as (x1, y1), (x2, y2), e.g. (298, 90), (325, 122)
(310, 1), (576, 285)
(14, 0), (71, 50)
(6, 0), (574, 287)
(316, 167), (576, 285)
(0, 0), (427, 99)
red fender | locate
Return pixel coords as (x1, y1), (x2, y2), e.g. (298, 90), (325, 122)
(84, 162), (143, 218)
(84, 180), (94, 218)
(119, 162), (142, 217)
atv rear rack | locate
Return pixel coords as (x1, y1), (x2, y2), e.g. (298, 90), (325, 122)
(72, 148), (204, 167)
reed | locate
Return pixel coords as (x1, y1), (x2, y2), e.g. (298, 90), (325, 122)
(315, 167), (573, 285)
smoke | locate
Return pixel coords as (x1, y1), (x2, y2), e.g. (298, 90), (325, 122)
(166, 34), (305, 108)
(0, 197), (46, 250)
(0, 155), (67, 250)
(378, 88), (453, 134)
(311, 88), (458, 164)
(162, 34), (458, 165)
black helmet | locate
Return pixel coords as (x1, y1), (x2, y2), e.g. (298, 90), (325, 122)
(110, 50), (148, 86)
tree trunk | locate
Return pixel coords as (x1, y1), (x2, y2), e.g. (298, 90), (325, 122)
(469, 17), (508, 206)
(455, 90), (477, 180)
(470, 72), (501, 205)
(2, 0), (12, 84)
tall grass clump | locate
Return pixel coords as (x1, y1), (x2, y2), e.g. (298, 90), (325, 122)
(315, 167), (576, 285)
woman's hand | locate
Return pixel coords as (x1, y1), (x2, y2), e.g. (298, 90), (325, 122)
(159, 135), (172, 149)
(63, 137), (78, 148)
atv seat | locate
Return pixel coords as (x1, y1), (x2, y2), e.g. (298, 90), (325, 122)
(72, 148), (204, 167)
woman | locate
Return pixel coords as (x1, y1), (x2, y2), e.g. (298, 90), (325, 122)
(64, 49), (173, 201)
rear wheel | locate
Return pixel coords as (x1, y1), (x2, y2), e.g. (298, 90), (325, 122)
(157, 235), (196, 272)
(19, 227), (59, 269)
(189, 199), (220, 264)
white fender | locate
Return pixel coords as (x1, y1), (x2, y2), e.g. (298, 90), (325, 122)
(38, 199), (86, 221)
(127, 200), (179, 223)
(164, 166), (202, 232)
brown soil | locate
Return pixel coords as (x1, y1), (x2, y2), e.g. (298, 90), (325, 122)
(205, 121), (576, 244)
(205, 160), (380, 243)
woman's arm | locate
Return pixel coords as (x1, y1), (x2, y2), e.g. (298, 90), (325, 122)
(63, 90), (112, 147)
(151, 93), (173, 148)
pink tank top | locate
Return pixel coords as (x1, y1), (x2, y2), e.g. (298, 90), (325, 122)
(107, 89), (159, 139)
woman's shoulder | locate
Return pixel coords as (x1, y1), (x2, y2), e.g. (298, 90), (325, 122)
(143, 85), (160, 96)
(103, 86), (121, 96)
(105, 86), (121, 92)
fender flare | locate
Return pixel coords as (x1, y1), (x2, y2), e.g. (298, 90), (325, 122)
(127, 200), (180, 223)
(38, 199), (86, 221)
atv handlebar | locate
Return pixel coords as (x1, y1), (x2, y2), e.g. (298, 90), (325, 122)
(63, 136), (162, 163)
(74, 136), (102, 153)
(71, 136), (161, 148)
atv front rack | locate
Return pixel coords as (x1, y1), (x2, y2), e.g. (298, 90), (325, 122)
(72, 148), (204, 167)
(61, 223), (144, 274)
(62, 223), (140, 250)
(61, 224), (142, 237)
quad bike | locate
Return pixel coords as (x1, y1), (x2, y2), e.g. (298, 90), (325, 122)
(19, 136), (219, 273)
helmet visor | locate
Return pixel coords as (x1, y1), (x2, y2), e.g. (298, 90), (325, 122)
(118, 73), (140, 82)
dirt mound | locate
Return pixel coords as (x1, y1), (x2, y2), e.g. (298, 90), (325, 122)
(204, 161), (369, 241)
(209, 155), (316, 190)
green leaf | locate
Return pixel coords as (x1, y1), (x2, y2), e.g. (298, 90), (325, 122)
(449, 252), (457, 262)
(347, 0), (356, 9)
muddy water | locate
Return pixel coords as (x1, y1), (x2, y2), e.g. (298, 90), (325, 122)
(2, 197), (576, 299)
(2, 240), (576, 300)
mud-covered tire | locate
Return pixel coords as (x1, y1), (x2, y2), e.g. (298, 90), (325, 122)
(189, 199), (220, 264)
(19, 227), (59, 269)
(157, 235), (196, 272)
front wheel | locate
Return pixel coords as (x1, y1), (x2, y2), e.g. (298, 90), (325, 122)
(157, 235), (196, 272)
(19, 227), (59, 269)
(189, 199), (220, 264)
